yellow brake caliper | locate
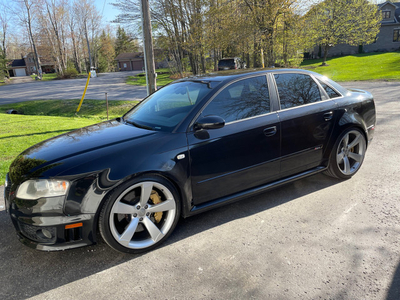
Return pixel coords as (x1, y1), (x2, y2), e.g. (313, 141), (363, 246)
(150, 190), (163, 223)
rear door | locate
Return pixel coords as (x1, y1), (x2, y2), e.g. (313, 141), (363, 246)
(272, 72), (338, 177)
(188, 75), (281, 205)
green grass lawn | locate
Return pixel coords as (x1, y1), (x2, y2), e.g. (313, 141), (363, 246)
(0, 100), (139, 185)
(30, 73), (58, 81)
(0, 99), (138, 119)
(301, 52), (400, 81)
(30, 72), (89, 81)
(0, 114), (100, 185)
(126, 68), (174, 86)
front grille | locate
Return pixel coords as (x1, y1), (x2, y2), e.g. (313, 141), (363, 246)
(19, 222), (57, 244)
(65, 227), (82, 242)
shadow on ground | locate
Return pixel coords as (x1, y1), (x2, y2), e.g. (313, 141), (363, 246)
(387, 260), (400, 300)
(0, 173), (340, 299)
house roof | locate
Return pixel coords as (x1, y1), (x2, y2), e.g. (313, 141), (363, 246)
(9, 59), (26, 68)
(379, 1), (400, 24)
(115, 52), (143, 61)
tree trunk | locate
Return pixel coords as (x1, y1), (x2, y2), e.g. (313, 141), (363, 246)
(322, 44), (330, 66)
(24, 0), (41, 79)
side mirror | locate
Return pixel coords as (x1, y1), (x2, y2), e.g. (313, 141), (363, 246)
(194, 115), (225, 131)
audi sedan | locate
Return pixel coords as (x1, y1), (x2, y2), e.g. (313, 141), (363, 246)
(4, 69), (376, 253)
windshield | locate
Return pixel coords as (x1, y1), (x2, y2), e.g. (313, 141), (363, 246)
(123, 81), (218, 132)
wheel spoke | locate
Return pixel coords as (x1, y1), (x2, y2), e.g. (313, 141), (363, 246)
(143, 216), (164, 242)
(348, 133), (361, 149)
(113, 201), (137, 214)
(348, 151), (363, 162)
(140, 182), (153, 207)
(337, 151), (345, 163)
(118, 218), (139, 247)
(342, 134), (349, 148)
(343, 156), (351, 174)
(147, 199), (176, 213)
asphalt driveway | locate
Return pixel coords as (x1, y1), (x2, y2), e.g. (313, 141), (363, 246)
(0, 71), (148, 104)
(0, 81), (400, 299)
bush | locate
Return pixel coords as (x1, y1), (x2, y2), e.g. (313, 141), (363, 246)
(58, 67), (79, 79)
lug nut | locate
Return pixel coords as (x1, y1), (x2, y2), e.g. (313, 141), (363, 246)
(136, 205), (140, 209)
(133, 213), (137, 217)
(145, 205), (148, 209)
(139, 217), (143, 221)
(146, 212), (150, 216)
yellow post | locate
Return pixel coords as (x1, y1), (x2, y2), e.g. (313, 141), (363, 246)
(76, 72), (91, 113)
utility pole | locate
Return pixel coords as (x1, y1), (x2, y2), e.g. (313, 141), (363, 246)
(140, 0), (157, 95)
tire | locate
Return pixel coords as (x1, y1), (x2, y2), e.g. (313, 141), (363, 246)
(99, 175), (180, 254)
(325, 128), (366, 180)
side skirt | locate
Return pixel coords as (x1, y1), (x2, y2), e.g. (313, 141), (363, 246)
(185, 166), (327, 218)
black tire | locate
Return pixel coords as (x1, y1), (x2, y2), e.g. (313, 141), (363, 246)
(99, 175), (181, 254)
(325, 128), (366, 180)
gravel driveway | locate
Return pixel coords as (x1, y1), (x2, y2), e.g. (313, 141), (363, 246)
(0, 81), (399, 299)
(0, 71), (148, 104)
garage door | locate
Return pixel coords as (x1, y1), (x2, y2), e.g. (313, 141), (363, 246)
(14, 68), (27, 77)
(132, 61), (144, 71)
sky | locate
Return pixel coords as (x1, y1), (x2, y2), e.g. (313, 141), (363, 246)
(94, 0), (120, 23)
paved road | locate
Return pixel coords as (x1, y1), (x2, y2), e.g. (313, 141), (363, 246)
(0, 81), (399, 299)
(0, 71), (148, 104)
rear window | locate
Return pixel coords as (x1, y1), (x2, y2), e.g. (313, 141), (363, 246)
(218, 59), (234, 67)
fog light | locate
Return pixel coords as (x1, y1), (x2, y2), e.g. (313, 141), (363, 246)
(37, 229), (53, 239)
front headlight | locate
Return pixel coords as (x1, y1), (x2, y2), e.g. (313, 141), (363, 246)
(16, 179), (70, 200)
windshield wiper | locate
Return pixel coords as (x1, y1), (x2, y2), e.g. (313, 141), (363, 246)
(125, 120), (154, 131)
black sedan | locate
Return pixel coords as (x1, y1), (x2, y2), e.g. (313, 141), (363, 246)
(4, 69), (376, 253)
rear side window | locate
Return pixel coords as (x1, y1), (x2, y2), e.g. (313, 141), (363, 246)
(317, 79), (341, 98)
(202, 76), (270, 123)
(274, 73), (321, 109)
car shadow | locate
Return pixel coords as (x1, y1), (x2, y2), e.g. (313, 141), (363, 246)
(386, 260), (400, 300)
(0, 173), (341, 299)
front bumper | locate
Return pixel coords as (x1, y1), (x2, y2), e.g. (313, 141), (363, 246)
(5, 174), (96, 251)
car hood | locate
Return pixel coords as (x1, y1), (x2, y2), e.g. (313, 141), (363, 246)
(9, 119), (158, 183)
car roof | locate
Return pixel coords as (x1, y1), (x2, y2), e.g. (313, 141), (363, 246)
(177, 68), (323, 84)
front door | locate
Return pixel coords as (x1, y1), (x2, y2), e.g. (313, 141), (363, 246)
(188, 75), (281, 205)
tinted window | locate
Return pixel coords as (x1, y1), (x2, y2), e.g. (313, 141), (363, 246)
(218, 59), (235, 67)
(317, 79), (341, 98)
(274, 73), (321, 109)
(124, 81), (216, 131)
(202, 76), (270, 123)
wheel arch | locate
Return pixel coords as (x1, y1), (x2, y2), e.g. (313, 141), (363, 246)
(324, 110), (369, 162)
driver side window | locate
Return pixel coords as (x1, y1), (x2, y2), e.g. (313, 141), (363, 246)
(202, 76), (270, 123)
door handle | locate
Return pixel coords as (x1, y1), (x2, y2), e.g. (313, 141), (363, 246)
(324, 111), (334, 121)
(264, 126), (277, 137)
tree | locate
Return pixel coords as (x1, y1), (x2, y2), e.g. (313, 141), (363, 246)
(98, 29), (116, 72)
(17, 0), (42, 78)
(307, 0), (381, 65)
(115, 26), (138, 57)
(42, 0), (69, 75)
(0, 5), (8, 80)
(242, 0), (296, 67)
